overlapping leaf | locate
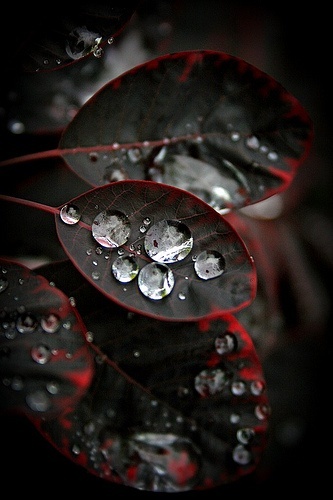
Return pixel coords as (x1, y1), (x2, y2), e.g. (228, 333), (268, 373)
(54, 180), (256, 321)
(34, 259), (270, 492)
(59, 50), (313, 212)
(0, 259), (95, 417)
(5, 1), (139, 73)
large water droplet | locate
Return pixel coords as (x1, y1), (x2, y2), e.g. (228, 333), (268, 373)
(144, 220), (193, 263)
(31, 344), (52, 364)
(194, 250), (225, 280)
(66, 26), (101, 60)
(112, 255), (139, 283)
(60, 204), (81, 224)
(138, 262), (174, 300)
(194, 368), (228, 396)
(92, 210), (131, 248)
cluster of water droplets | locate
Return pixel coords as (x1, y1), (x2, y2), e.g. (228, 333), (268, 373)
(192, 328), (269, 466)
(60, 205), (227, 301)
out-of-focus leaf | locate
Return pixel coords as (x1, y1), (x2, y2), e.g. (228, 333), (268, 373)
(0, 259), (95, 417)
(59, 50), (313, 211)
(35, 259), (270, 492)
(4, 1), (139, 73)
(54, 180), (256, 321)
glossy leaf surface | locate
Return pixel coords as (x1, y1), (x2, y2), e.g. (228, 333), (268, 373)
(0, 259), (94, 417)
(54, 180), (256, 321)
(60, 50), (313, 211)
(6, 1), (139, 73)
(35, 259), (270, 492)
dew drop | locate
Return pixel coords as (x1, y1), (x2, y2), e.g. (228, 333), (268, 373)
(92, 271), (100, 280)
(112, 255), (139, 283)
(26, 390), (51, 412)
(60, 204), (81, 224)
(250, 380), (265, 396)
(245, 135), (260, 150)
(0, 276), (8, 292)
(215, 331), (237, 355)
(16, 313), (38, 333)
(31, 344), (52, 364)
(92, 210), (131, 248)
(144, 219), (193, 263)
(231, 380), (246, 396)
(46, 381), (59, 394)
(66, 27), (101, 60)
(178, 292), (186, 300)
(232, 444), (252, 465)
(138, 262), (174, 300)
(194, 368), (228, 397)
(255, 404), (270, 420)
(237, 427), (255, 444)
(194, 250), (225, 280)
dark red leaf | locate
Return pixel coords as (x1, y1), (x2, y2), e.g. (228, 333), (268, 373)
(0, 259), (95, 418)
(59, 49), (313, 211)
(5, 1), (139, 73)
(33, 259), (270, 492)
(54, 180), (256, 321)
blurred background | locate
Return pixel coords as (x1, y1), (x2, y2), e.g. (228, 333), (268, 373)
(0, 1), (331, 497)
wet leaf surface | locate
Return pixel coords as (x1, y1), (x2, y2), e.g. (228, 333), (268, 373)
(54, 180), (256, 321)
(0, 259), (94, 417)
(35, 258), (270, 492)
(4, 1), (139, 73)
(60, 50), (313, 211)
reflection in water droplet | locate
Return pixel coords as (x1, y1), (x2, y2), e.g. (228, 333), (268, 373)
(237, 427), (255, 444)
(66, 27), (101, 60)
(194, 368), (228, 396)
(250, 380), (265, 396)
(112, 255), (139, 283)
(232, 444), (252, 465)
(138, 262), (174, 300)
(60, 204), (81, 224)
(92, 210), (130, 248)
(144, 220), (193, 263)
(26, 390), (51, 412)
(231, 380), (246, 396)
(16, 313), (38, 333)
(31, 344), (52, 364)
(194, 250), (225, 280)
(255, 404), (270, 420)
(215, 331), (237, 355)
(0, 277), (8, 292)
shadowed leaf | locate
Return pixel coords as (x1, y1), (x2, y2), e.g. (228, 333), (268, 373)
(60, 49), (313, 211)
(35, 258), (270, 492)
(0, 259), (95, 417)
(54, 180), (256, 321)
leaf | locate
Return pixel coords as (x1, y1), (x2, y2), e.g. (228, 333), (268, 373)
(5, 1), (139, 73)
(59, 49), (313, 211)
(54, 180), (256, 321)
(0, 259), (95, 418)
(33, 260), (270, 492)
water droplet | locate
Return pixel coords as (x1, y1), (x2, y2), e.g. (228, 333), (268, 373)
(232, 444), (252, 465)
(8, 119), (25, 134)
(112, 255), (139, 283)
(66, 27), (101, 60)
(245, 135), (260, 150)
(92, 210), (131, 248)
(144, 219), (193, 263)
(31, 344), (52, 364)
(86, 331), (94, 342)
(0, 276), (8, 292)
(26, 390), (51, 412)
(230, 131), (240, 142)
(267, 151), (278, 161)
(16, 313), (38, 333)
(46, 381), (59, 394)
(194, 250), (225, 280)
(255, 404), (270, 420)
(138, 262), (174, 300)
(194, 368), (228, 397)
(237, 427), (255, 444)
(107, 36), (114, 45)
(127, 148), (142, 163)
(230, 413), (240, 424)
(231, 380), (246, 396)
(92, 271), (100, 280)
(215, 331), (237, 355)
(60, 204), (81, 224)
(71, 444), (81, 455)
(250, 380), (265, 396)
(178, 292), (186, 300)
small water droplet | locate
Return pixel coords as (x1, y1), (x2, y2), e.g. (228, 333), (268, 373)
(194, 368), (228, 396)
(16, 313), (38, 333)
(46, 381), (59, 394)
(194, 250), (225, 280)
(112, 255), (139, 283)
(231, 380), (246, 396)
(232, 444), (252, 465)
(107, 36), (114, 45)
(267, 151), (278, 161)
(230, 413), (240, 424)
(26, 390), (51, 412)
(245, 135), (260, 150)
(255, 404), (270, 420)
(41, 313), (61, 334)
(144, 219), (193, 263)
(128, 148), (142, 163)
(215, 331), (237, 355)
(0, 276), (8, 292)
(138, 262), (174, 300)
(237, 427), (255, 444)
(178, 292), (186, 300)
(60, 204), (81, 224)
(86, 331), (94, 342)
(31, 344), (52, 364)
(250, 380), (265, 396)
(92, 210), (131, 248)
